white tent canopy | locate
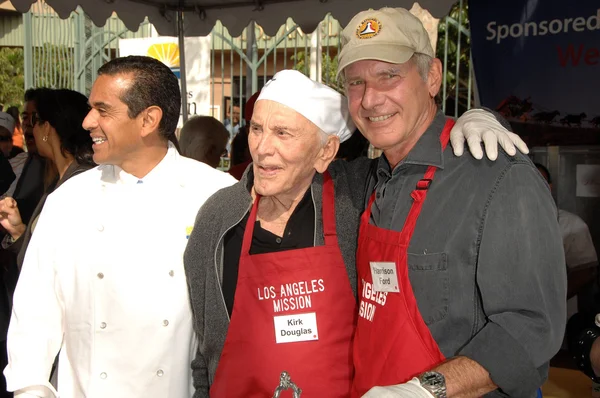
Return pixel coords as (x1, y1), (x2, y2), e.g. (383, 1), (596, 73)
(10, 0), (455, 36)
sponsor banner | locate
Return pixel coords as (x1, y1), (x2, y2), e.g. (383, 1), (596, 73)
(470, 1), (600, 143)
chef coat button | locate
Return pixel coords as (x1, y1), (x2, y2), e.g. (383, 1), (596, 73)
(100, 322), (107, 329)
(168, 270), (174, 277)
(97, 272), (104, 279)
(276, 237), (282, 244)
(376, 192), (381, 199)
(97, 224), (104, 232)
(100, 372), (107, 379)
(156, 369), (164, 377)
(163, 320), (169, 327)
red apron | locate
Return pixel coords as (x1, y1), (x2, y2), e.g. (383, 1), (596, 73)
(211, 171), (357, 397)
(352, 120), (455, 397)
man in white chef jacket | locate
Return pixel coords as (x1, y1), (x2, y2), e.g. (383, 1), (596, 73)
(3, 56), (236, 398)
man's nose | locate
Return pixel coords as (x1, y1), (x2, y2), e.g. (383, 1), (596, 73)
(361, 85), (385, 111)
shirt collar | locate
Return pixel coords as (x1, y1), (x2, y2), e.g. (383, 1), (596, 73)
(101, 142), (179, 185)
(376, 110), (448, 176)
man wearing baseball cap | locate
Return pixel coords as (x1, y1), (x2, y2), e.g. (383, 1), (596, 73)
(338, 7), (566, 398)
(183, 67), (527, 397)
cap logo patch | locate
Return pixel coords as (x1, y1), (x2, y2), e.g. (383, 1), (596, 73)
(356, 18), (382, 39)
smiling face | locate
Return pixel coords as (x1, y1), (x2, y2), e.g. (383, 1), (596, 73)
(344, 58), (441, 163)
(249, 100), (329, 200)
(82, 73), (143, 167)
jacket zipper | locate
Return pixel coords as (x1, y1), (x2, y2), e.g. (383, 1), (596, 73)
(214, 203), (252, 323)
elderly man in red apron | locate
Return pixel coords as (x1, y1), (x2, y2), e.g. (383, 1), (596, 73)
(337, 7), (567, 398)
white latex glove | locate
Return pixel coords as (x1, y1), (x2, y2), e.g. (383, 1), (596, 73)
(14, 386), (56, 398)
(362, 378), (435, 398)
(450, 108), (529, 161)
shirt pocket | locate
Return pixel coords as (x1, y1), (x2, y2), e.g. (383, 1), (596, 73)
(407, 252), (448, 325)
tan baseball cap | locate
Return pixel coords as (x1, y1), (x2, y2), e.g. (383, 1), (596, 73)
(337, 7), (434, 79)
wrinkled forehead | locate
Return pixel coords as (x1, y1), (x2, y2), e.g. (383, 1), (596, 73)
(252, 99), (318, 132)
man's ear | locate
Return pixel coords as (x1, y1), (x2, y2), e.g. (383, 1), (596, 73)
(140, 106), (163, 138)
(314, 135), (340, 173)
(428, 58), (443, 98)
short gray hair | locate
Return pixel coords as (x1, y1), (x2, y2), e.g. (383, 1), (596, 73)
(318, 129), (329, 146)
(411, 53), (433, 82)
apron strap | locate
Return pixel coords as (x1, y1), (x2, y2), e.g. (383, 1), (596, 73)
(241, 191), (260, 255)
(241, 171), (338, 254)
(321, 171), (338, 247)
(400, 119), (455, 246)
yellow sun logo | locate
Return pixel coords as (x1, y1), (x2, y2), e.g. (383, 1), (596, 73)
(147, 43), (180, 68)
(356, 18), (382, 39)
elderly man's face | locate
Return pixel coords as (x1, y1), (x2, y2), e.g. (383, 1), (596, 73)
(249, 100), (325, 199)
(344, 59), (440, 152)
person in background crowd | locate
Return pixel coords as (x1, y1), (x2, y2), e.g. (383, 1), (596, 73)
(227, 127), (251, 180)
(0, 88), (96, 270)
(0, 151), (15, 196)
(0, 113), (27, 202)
(183, 69), (525, 397)
(6, 107), (23, 151)
(8, 90), (46, 227)
(4, 56), (236, 398)
(535, 163), (598, 317)
(227, 91), (260, 180)
(337, 7), (565, 397)
(179, 116), (229, 168)
(224, 104), (242, 148)
(0, 113), (22, 160)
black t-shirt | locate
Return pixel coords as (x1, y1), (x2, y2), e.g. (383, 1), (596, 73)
(222, 190), (315, 316)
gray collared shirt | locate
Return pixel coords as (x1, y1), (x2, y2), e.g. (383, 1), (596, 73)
(367, 111), (566, 397)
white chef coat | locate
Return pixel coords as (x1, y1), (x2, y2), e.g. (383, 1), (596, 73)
(4, 144), (236, 398)
(558, 209), (598, 320)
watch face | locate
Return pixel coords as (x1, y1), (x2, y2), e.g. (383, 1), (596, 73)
(420, 372), (447, 398)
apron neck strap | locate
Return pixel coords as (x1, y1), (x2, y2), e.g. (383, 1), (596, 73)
(241, 170), (338, 255)
(362, 118), (456, 224)
(400, 118), (455, 245)
(321, 171), (338, 246)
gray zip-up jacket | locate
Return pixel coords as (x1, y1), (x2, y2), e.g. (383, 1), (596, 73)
(183, 159), (372, 397)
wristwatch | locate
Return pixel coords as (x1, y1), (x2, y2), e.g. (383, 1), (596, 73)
(419, 371), (447, 398)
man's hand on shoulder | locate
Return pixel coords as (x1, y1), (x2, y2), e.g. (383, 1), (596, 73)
(450, 108), (529, 161)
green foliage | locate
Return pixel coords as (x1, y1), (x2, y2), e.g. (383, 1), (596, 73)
(436, 1), (472, 115)
(0, 48), (25, 109)
(291, 51), (343, 93)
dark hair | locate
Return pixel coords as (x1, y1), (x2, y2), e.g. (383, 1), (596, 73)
(35, 88), (95, 166)
(24, 88), (40, 104)
(6, 106), (20, 129)
(97, 56), (181, 140)
(336, 129), (369, 161)
(230, 127), (250, 166)
(534, 163), (551, 184)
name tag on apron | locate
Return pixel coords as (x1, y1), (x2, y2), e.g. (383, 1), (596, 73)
(370, 262), (400, 293)
(273, 312), (319, 344)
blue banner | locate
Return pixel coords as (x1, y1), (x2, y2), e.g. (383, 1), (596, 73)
(469, 1), (600, 144)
